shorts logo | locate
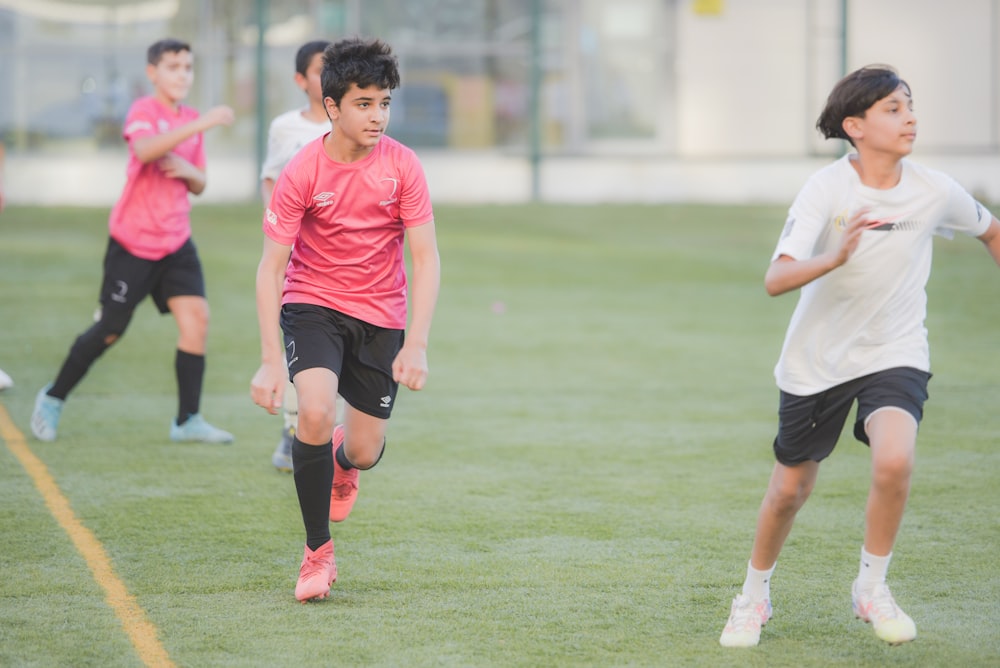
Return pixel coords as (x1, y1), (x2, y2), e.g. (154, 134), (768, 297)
(380, 395), (392, 408)
(265, 208), (278, 226)
(286, 340), (298, 368)
(111, 280), (129, 303)
(313, 192), (336, 207)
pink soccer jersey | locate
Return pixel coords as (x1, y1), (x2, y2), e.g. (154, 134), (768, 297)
(108, 96), (205, 260)
(264, 135), (434, 330)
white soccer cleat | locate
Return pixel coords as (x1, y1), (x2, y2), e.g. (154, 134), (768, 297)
(852, 580), (916, 645)
(0, 368), (12, 391)
(720, 594), (772, 647)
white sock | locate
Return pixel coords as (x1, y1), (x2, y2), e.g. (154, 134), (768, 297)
(741, 560), (776, 602)
(857, 546), (891, 591)
(283, 409), (297, 431)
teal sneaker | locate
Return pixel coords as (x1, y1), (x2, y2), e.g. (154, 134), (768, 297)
(271, 425), (294, 472)
(31, 383), (64, 442)
(170, 413), (233, 444)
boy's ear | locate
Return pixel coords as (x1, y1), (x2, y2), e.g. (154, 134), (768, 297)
(293, 72), (308, 91)
(323, 97), (339, 120)
(145, 63), (157, 82)
(842, 116), (863, 142)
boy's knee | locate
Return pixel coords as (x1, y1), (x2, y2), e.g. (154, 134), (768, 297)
(296, 405), (336, 438)
(873, 452), (913, 484)
(344, 438), (385, 470)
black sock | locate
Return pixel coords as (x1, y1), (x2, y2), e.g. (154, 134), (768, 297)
(175, 350), (204, 425)
(292, 437), (333, 550)
(50, 324), (116, 399)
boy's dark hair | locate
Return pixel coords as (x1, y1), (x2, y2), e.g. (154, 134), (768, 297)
(321, 37), (400, 106)
(295, 40), (331, 77)
(816, 65), (910, 146)
(147, 38), (191, 65)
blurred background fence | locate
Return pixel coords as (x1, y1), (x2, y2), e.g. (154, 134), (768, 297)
(1, 0), (999, 205)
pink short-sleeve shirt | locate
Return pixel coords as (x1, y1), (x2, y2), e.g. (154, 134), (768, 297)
(264, 135), (434, 329)
(109, 96), (205, 260)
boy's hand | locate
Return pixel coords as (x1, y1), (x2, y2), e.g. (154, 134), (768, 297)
(392, 343), (428, 391)
(203, 105), (235, 129)
(250, 361), (287, 415)
(158, 153), (199, 180)
(835, 210), (869, 266)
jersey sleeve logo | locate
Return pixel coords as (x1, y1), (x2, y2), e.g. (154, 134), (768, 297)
(265, 208), (278, 226)
(124, 120), (153, 135)
(313, 192), (336, 207)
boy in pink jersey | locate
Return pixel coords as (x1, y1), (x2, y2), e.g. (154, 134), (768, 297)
(259, 39), (333, 473)
(31, 38), (235, 444)
(250, 38), (440, 603)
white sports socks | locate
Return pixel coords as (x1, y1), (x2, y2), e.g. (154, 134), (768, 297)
(857, 546), (892, 591)
(742, 560), (776, 602)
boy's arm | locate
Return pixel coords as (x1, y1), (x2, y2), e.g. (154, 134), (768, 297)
(132, 105), (234, 164)
(978, 216), (1000, 266)
(393, 222), (441, 391)
(159, 154), (206, 194)
(250, 236), (294, 414)
(261, 178), (276, 207)
(765, 212), (868, 296)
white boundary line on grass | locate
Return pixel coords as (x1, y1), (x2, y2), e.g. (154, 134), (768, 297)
(0, 404), (175, 668)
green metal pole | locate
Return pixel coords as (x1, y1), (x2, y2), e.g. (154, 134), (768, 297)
(255, 0), (267, 192)
(840, 0), (848, 77)
(529, 0), (541, 201)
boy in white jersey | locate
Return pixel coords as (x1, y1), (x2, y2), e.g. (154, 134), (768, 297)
(720, 65), (1000, 647)
(250, 38), (440, 603)
(31, 39), (235, 443)
(259, 40), (332, 473)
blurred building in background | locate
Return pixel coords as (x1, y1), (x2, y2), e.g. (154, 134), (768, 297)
(1, 0), (999, 205)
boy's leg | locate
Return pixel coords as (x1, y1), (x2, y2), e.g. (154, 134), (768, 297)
(167, 295), (231, 442)
(720, 460), (819, 648)
(289, 367), (340, 601)
(32, 303), (135, 441)
(751, 460), (820, 571)
(272, 380), (298, 472)
(862, 408), (917, 556)
(852, 407), (918, 644)
(328, 404), (388, 521)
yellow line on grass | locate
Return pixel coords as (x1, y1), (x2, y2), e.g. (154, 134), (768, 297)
(0, 404), (175, 668)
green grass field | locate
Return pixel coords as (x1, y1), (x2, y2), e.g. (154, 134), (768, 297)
(1, 202), (998, 667)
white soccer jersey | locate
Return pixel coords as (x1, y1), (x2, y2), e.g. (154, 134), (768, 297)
(772, 154), (992, 395)
(259, 108), (329, 182)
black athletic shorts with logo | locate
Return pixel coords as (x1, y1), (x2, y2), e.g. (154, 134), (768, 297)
(773, 366), (931, 465)
(99, 237), (205, 314)
(280, 303), (405, 419)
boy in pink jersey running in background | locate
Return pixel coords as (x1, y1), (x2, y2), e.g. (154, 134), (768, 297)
(250, 37), (440, 603)
(32, 38), (235, 444)
(259, 39), (333, 473)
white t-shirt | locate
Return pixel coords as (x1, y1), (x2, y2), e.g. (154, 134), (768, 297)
(772, 154), (992, 395)
(259, 108), (329, 183)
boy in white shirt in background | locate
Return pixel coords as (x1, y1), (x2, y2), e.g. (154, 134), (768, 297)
(259, 40), (332, 472)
